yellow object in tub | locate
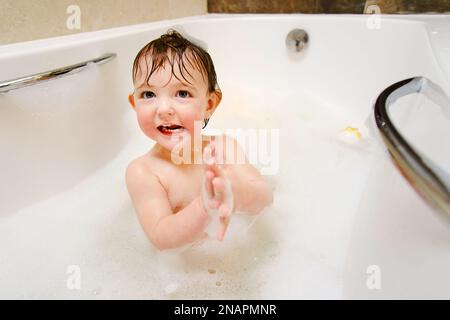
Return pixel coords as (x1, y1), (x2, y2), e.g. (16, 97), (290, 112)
(338, 126), (363, 144)
(343, 126), (362, 139)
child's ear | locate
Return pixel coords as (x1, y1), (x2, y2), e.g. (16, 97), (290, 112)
(206, 90), (222, 116)
(128, 93), (136, 110)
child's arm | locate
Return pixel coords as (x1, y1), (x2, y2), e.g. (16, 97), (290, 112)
(232, 172), (273, 214)
(210, 136), (274, 215)
(126, 160), (209, 251)
(225, 140), (273, 214)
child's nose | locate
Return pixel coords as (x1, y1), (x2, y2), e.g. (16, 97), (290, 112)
(157, 99), (175, 117)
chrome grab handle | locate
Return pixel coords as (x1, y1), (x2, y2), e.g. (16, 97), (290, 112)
(0, 53), (116, 93)
(374, 77), (450, 222)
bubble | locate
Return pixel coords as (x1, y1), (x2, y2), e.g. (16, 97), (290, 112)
(164, 282), (179, 295)
(91, 287), (102, 296)
(0, 79), (373, 300)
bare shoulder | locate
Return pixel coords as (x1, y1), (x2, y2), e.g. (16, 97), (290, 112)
(126, 155), (152, 180)
(125, 153), (162, 190)
(125, 153), (176, 247)
(125, 152), (172, 217)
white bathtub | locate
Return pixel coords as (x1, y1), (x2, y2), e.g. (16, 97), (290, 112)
(0, 14), (449, 299)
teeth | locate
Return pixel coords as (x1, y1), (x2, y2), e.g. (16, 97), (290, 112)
(158, 125), (183, 133)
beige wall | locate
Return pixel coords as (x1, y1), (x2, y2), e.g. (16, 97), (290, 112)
(0, 0), (207, 45)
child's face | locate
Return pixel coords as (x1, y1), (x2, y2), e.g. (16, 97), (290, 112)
(129, 55), (219, 152)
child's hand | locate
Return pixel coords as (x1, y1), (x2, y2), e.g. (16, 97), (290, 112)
(202, 141), (233, 241)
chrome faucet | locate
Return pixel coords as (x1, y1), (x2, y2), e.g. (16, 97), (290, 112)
(286, 29), (309, 52)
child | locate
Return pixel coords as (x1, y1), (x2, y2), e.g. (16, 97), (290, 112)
(126, 30), (273, 251)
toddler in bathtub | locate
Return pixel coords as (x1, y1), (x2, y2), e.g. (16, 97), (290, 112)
(125, 30), (273, 251)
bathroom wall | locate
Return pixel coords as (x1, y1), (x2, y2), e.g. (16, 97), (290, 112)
(208, 0), (450, 14)
(0, 0), (207, 45)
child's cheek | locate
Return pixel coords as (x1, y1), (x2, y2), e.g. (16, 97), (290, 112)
(183, 111), (203, 136)
(136, 106), (158, 137)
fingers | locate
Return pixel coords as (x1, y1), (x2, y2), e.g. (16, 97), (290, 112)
(204, 169), (216, 201)
(203, 141), (233, 242)
(212, 176), (224, 194)
(213, 178), (233, 214)
(203, 144), (221, 184)
(203, 143), (215, 166)
(204, 141), (222, 168)
(208, 198), (220, 209)
(217, 215), (230, 241)
(213, 177), (231, 210)
(209, 140), (216, 158)
(204, 171), (225, 211)
(218, 203), (230, 218)
(205, 170), (214, 180)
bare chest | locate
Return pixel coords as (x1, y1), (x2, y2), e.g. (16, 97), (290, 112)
(158, 165), (204, 213)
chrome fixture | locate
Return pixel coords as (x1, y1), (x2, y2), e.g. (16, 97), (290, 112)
(374, 77), (450, 222)
(0, 53), (116, 93)
(286, 29), (309, 52)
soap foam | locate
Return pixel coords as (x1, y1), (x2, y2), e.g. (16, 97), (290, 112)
(0, 83), (379, 299)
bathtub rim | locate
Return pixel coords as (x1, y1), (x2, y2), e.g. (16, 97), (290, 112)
(1, 13), (449, 56)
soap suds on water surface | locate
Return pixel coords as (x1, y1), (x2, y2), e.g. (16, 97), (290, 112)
(0, 85), (379, 299)
(208, 268), (216, 274)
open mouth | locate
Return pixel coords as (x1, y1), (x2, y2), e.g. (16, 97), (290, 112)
(157, 124), (185, 135)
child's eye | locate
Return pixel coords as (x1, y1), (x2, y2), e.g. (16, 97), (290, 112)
(142, 91), (155, 99)
(176, 90), (191, 98)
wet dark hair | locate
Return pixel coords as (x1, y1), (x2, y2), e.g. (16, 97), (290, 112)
(132, 29), (220, 94)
